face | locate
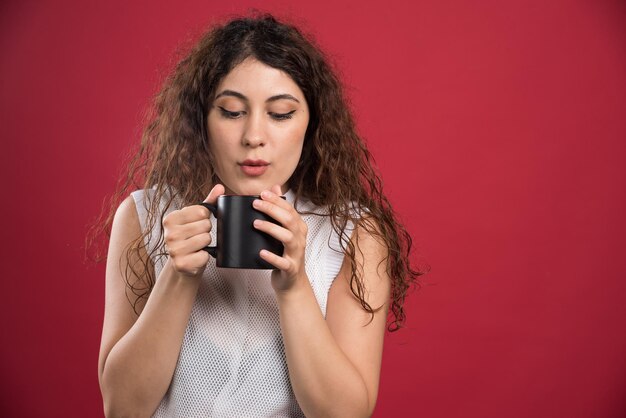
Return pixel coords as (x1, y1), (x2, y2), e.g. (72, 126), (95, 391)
(207, 57), (309, 195)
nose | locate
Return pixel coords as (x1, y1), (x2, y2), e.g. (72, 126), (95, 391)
(242, 113), (266, 147)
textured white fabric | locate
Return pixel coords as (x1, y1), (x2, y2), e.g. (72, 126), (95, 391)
(130, 188), (355, 417)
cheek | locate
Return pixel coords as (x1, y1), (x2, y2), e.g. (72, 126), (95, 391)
(293, 119), (308, 154)
(278, 125), (305, 151)
(281, 128), (307, 169)
(208, 121), (236, 155)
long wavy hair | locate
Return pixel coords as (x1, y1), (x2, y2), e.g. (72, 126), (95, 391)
(87, 13), (426, 331)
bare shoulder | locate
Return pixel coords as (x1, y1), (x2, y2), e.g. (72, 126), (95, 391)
(353, 218), (390, 274)
(107, 193), (153, 296)
(333, 217), (391, 309)
(327, 216), (391, 324)
(111, 194), (141, 239)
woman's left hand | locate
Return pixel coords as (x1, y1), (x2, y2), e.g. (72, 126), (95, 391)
(252, 185), (308, 293)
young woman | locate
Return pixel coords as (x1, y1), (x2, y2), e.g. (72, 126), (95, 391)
(95, 14), (422, 418)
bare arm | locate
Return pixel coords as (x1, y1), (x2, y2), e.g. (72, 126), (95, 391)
(277, 225), (390, 417)
(98, 186), (223, 417)
(253, 188), (390, 417)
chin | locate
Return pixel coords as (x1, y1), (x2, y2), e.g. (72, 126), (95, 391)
(227, 178), (288, 196)
(224, 181), (267, 196)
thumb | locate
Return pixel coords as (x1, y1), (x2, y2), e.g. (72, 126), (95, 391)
(203, 183), (225, 205)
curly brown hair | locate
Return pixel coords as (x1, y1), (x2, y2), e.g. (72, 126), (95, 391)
(87, 13), (426, 331)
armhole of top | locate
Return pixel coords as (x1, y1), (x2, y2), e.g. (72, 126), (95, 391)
(130, 188), (178, 278)
(325, 218), (357, 285)
(130, 190), (153, 256)
(130, 190), (147, 231)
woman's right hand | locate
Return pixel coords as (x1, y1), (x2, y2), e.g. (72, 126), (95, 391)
(162, 184), (225, 278)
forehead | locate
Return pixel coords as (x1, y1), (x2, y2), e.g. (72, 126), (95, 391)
(215, 57), (304, 99)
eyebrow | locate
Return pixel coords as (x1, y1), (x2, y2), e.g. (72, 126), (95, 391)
(214, 89), (300, 104)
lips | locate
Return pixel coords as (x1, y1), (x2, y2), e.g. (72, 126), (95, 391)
(238, 159), (269, 177)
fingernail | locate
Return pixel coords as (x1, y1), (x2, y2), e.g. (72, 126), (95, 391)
(253, 199), (262, 207)
(261, 190), (273, 199)
(253, 219), (261, 227)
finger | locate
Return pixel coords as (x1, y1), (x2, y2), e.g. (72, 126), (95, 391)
(164, 218), (210, 244)
(203, 183), (225, 205)
(175, 218), (212, 240)
(253, 197), (292, 226)
(260, 249), (291, 271)
(171, 205), (213, 225)
(259, 189), (291, 210)
(168, 232), (212, 256)
(171, 250), (210, 275)
(253, 219), (293, 243)
(186, 250), (210, 269)
(185, 232), (213, 253)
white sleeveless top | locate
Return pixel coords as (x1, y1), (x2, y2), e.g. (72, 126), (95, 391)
(131, 188), (355, 417)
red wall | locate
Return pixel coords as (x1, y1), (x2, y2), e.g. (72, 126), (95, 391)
(1, 1), (625, 417)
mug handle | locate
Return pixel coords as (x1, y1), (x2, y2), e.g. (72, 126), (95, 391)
(198, 202), (217, 258)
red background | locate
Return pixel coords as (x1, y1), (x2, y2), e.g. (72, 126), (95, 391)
(1, 1), (625, 417)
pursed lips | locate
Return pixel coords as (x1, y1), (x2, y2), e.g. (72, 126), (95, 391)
(238, 159), (270, 176)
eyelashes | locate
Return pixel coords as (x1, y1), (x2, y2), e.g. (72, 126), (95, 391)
(217, 106), (296, 121)
(218, 107), (243, 119)
(270, 110), (296, 121)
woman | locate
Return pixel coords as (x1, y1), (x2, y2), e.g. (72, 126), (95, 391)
(95, 14), (422, 417)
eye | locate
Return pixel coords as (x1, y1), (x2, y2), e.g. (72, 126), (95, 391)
(269, 110), (297, 121)
(218, 106), (245, 119)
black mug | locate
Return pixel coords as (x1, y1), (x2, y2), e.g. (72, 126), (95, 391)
(199, 195), (285, 269)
